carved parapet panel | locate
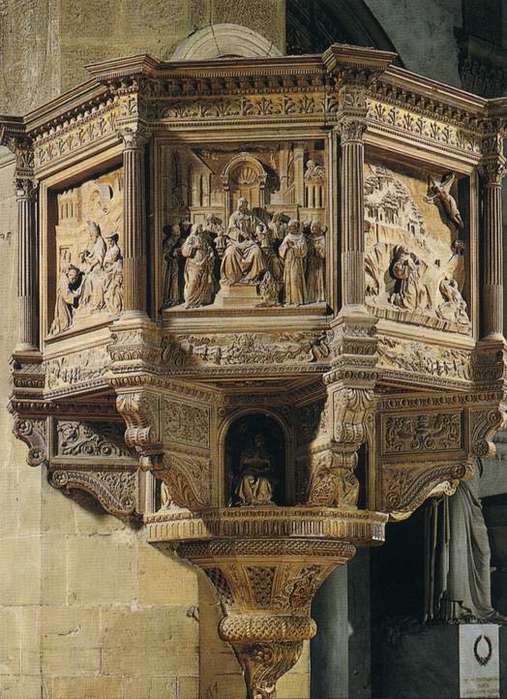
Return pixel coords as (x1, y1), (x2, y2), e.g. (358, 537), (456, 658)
(48, 468), (138, 519)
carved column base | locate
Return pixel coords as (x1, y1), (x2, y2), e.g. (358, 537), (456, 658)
(178, 536), (356, 698)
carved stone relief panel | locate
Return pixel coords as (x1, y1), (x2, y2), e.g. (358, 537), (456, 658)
(49, 167), (124, 336)
(45, 346), (110, 394)
(54, 420), (134, 460)
(158, 142), (328, 311)
(160, 331), (330, 374)
(364, 162), (470, 334)
(382, 412), (464, 456)
(160, 398), (210, 449)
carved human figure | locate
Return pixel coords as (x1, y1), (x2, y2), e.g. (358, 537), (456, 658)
(103, 233), (124, 315)
(181, 223), (215, 308)
(305, 220), (326, 303)
(161, 223), (182, 307)
(235, 433), (275, 506)
(77, 221), (107, 314)
(389, 245), (429, 311)
(436, 275), (470, 326)
(220, 197), (267, 284)
(279, 219), (308, 305)
(304, 159), (325, 181)
(426, 173), (464, 231)
(49, 265), (83, 335)
(425, 479), (507, 624)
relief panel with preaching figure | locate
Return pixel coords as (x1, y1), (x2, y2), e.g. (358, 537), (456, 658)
(364, 163), (470, 334)
(49, 168), (124, 336)
(159, 143), (328, 311)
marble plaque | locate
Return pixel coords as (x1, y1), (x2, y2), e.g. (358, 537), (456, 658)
(459, 624), (499, 698)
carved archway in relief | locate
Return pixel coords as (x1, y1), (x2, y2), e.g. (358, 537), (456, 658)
(221, 153), (268, 220)
(171, 23), (283, 60)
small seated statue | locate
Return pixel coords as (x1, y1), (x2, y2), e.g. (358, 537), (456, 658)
(234, 433), (275, 506)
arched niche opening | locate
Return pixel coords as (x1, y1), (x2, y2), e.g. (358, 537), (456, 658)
(225, 412), (287, 507)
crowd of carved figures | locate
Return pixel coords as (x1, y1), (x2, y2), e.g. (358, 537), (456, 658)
(162, 197), (327, 309)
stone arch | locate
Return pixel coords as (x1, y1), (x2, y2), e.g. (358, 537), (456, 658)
(221, 153), (268, 220)
(172, 23), (283, 60)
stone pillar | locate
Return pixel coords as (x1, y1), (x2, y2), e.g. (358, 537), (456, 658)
(480, 133), (506, 340)
(339, 89), (367, 312)
(15, 176), (38, 353)
(119, 127), (150, 318)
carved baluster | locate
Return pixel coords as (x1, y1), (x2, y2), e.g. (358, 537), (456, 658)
(119, 127), (150, 317)
(339, 88), (368, 311)
(480, 131), (506, 340)
(15, 175), (38, 352)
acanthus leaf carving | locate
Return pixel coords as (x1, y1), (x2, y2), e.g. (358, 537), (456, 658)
(115, 391), (161, 468)
(49, 469), (138, 518)
(157, 452), (211, 511)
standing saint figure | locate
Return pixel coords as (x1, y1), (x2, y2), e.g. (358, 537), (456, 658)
(103, 232), (124, 315)
(388, 245), (429, 311)
(306, 220), (326, 303)
(161, 223), (182, 307)
(425, 477), (507, 624)
(279, 219), (308, 305)
(220, 197), (267, 284)
(181, 223), (215, 308)
(234, 433), (275, 506)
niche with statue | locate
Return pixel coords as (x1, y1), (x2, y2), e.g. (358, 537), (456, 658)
(225, 413), (287, 507)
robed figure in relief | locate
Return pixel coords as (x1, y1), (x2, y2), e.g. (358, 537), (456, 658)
(221, 197), (267, 284)
(181, 223), (215, 308)
(306, 220), (326, 303)
(279, 219), (308, 305)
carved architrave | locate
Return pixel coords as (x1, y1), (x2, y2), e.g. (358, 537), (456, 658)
(49, 468), (138, 519)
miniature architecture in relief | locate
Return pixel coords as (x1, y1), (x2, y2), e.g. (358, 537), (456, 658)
(3, 41), (507, 698)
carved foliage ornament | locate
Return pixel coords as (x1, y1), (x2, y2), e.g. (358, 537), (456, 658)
(13, 416), (48, 468)
(49, 469), (137, 518)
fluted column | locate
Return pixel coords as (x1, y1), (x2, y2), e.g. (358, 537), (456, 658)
(119, 127), (150, 318)
(15, 176), (38, 352)
(480, 137), (506, 340)
(339, 89), (367, 311)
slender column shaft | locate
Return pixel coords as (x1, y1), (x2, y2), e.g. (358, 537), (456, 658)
(340, 133), (365, 307)
(16, 178), (38, 351)
(482, 178), (503, 338)
(121, 128), (149, 315)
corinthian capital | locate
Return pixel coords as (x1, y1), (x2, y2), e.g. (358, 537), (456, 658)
(118, 125), (151, 150)
(15, 176), (38, 201)
(339, 117), (367, 144)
